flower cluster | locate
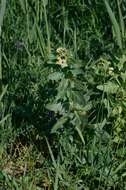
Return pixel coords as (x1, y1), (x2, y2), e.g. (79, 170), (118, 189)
(56, 48), (68, 68)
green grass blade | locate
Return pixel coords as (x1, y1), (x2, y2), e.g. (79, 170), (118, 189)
(0, 114), (10, 125)
(42, 0), (51, 54)
(45, 137), (57, 168)
(35, 23), (46, 59)
(19, 0), (26, 14)
(117, 0), (125, 39)
(104, 0), (123, 50)
(0, 0), (6, 27)
(0, 84), (8, 102)
(54, 156), (60, 190)
(0, 0), (6, 91)
(0, 85), (8, 102)
(75, 125), (85, 146)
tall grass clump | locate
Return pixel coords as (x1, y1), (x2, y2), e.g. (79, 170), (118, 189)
(1, 0), (126, 189)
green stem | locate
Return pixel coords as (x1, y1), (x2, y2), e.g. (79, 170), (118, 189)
(0, 0), (6, 92)
(42, 0), (51, 54)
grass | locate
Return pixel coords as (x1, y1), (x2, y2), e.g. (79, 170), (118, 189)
(1, 0), (126, 189)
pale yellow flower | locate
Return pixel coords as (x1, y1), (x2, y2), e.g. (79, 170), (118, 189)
(108, 67), (114, 75)
(56, 47), (68, 68)
(56, 56), (68, 68)
(56, 47), (67, 55)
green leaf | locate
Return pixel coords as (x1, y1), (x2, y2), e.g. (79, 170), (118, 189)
(48, 72), (63, 81)
(56, 79), (69, 100)
(0, 171), (4, 180)
(51, 116), (68, 133)
(46, 102), (65, 114)
(97, 81), (119, 94)
(71, 68), (83, 76)
(83, 102), (92, 112)
(113, 160), (126, 174)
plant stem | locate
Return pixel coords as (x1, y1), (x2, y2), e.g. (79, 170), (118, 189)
(0, 0), (6, 92)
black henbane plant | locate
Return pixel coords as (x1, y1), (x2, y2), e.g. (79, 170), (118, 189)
(46, 48), (92, 139)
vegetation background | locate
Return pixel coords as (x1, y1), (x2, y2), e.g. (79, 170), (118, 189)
(1, 0), (126, 189)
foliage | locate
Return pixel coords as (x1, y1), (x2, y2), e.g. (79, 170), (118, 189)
(1, 0), (126, 189)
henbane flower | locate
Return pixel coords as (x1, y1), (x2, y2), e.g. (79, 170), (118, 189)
(56, 47), (68, 68)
